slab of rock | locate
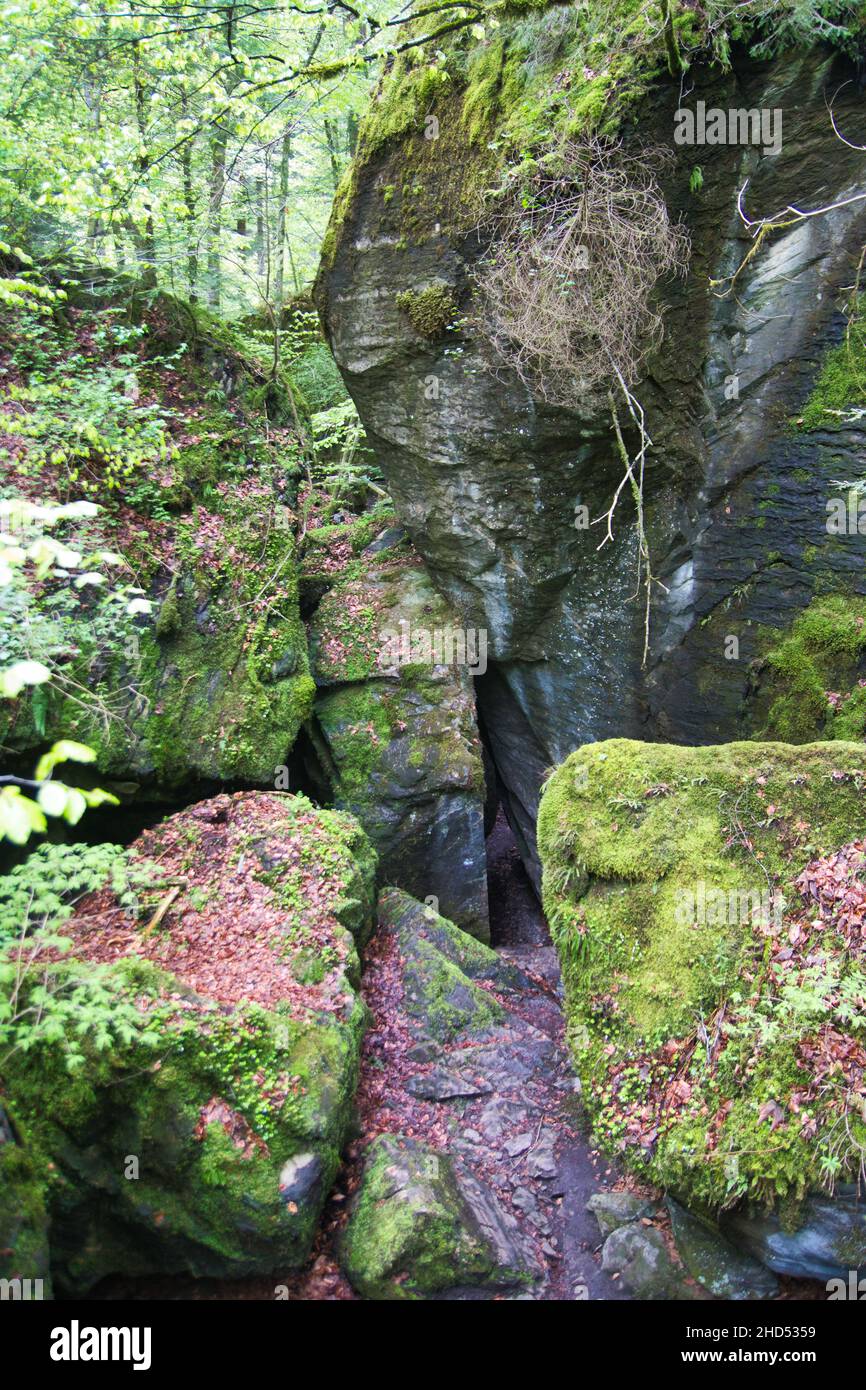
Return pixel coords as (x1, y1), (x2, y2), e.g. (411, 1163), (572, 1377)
(602, 1224), (699, 1301)
(379, 888), (509, 1044)
(721, 1186), (866, 1282)
(342, 1134), (541, 1299)
(404, 1067), (493, 1102)
(587, 1191), (656, 1239)
(310, 559), (489, 939)
(667, 1198), (779, 1300)
(526, 1130), (558, 1180)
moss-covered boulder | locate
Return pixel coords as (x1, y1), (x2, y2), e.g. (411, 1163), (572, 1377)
(0, 1107), (52, 1298)
(309, 554), (489, 938)
(538, 738), (866, 1215)
(342, 1133), (538, 1300)
(0, 792), (376, 1293)
(378, 887), (512, 1045)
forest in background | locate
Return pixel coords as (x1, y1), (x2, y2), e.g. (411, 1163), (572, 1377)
(0, 0), (400, 313)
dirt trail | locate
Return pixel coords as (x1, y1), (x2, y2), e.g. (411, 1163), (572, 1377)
(482, 811), (629, 1299)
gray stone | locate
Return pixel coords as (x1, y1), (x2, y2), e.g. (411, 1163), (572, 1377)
(667, 1198), (779, 1300)
(404, 1067), (493, 1101)
(587, 1191), (656, 1239)
(601, 1224), (699, 1301)
(362, 525), (408, 555)
(526, 1130), (557, 1179)
(511, 1185), (551, 1236)
(278, 1151), (324, 1210)
(721, 1186), (866, 1282)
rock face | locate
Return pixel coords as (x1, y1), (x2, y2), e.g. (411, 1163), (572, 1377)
(309, 553), (489, 938)
(0, 792), (376, 1293)
(342, 1133), (538, 1300)
(667, 1199), (779, 1300)
(317, 23), (866, 886)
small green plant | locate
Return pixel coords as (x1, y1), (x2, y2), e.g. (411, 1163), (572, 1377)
(0, 842), (163, 1072)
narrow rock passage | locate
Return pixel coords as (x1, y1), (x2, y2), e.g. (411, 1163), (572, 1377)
(483, 811), (629, 1300)
(342, 811), (629, 1299)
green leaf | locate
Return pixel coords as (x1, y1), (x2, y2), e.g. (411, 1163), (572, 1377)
(0, 659), (51, 698)
(37, 781), (69, 818)
(34, 740), (97, 780)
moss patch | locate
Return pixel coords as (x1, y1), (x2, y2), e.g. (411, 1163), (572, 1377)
(749, 595), (866, 743)
(395, 285), (458, 337)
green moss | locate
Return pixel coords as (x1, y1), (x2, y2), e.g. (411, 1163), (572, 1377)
(400, 934), (505, 1042)
(395, 285), (458, 337)
(795, 307), (866, 431)
(0, 1137), (52, 1291)
(342, 1135), (507, 1300)
(538, 737), (866, 1212)
(751, 594), (866, 742)
(3, 922), (369, 1289)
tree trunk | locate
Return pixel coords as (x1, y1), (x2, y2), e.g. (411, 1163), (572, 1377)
(205, 122), (228, 309)
(132, 42), (157, 287)
(274, 131), (292, 311)
(180, 92), (198, 299)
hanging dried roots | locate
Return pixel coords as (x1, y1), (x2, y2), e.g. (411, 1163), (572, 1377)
(474, 137), (690, 406)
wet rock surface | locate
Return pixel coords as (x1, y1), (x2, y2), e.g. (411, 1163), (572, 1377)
(721, 1186), (866, 1283)
(667, 1199), (780, 1301)
(309, 553), (489, 938)
(319, 43), (866, 892)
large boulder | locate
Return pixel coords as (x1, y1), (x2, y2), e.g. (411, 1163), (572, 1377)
(537, 738), (866, 1226)
(317, 12), (866, 886)
(0, 792), (376, 1293)
(309, 553), (489, 938)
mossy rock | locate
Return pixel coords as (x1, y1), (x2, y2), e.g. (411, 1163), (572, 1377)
(377, 888), (507, 1044)
(0, 792), (377, 1293)
(310, 557), (489, 939)
(0, 494), (315, 790)
(379, 886), (528, 992)
(342, 1133), (537, 1299)
(0, 1115), (52, 1297)
(538, 737), (866, 1212)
